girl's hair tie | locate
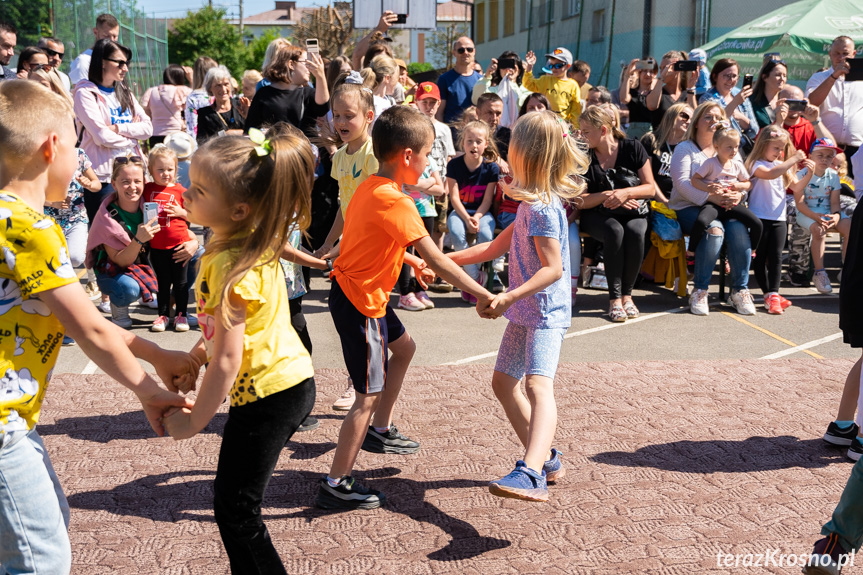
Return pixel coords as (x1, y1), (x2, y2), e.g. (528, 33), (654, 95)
(345, 71), (364, 85)
(711, 120), (731, 131)
(248, 128), (272, 157)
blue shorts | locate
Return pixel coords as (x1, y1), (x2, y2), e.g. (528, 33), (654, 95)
(796, 211), (849, 232)
(328, 278), (406, 395)
(494, 322), (567, 380)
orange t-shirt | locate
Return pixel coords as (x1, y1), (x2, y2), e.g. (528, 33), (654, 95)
(333, 175), (429, 318)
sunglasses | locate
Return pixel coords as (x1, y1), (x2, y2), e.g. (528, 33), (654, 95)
(678, 112), (691, 120)
(28, 63), (51, 71)
(105, 57), (130, 68)
(44, 48), (64, 59)
(456, 47), (474, 54)
(113, 156), (144, 167)
(547, 62), (566, 69)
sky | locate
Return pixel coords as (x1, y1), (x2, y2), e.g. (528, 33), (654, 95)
(138, 0), (325, 19)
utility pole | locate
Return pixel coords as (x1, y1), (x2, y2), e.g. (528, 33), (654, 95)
(239, 0), (244, 38)
(642, 0), (652, 58)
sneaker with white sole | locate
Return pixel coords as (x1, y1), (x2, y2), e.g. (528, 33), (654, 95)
(150, 315), (169, 332)
(139, 296), (159, 309)
(315, 476), (385, 510)
(814, 270), (833, 294)
(802, 533), (850, 575)
(847, 438), (863, 462)
(84, 281), (102, 301)
(96, 300), (111, 314)
(824, 422), (860, 446)
(488, 461), (549, 502)
(414, 291), (434, 309)
(543, 448), (566, 483)
(729, 289), (756, 315)
(332, 380), (355, 411)
(689, 289), (709, 316)
(174, 315), (190, 332)
(361, 424), (420, 454)
(398, 292), (426, 311)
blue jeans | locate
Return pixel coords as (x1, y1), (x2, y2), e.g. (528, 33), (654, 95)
(96, 272), (142, 307)
(496, 211), (517, 230)
(0, 428), (71, 574)
(568, 220), (582, 280)
(676, 206), (751, 292)
(447, 211), (495, 280)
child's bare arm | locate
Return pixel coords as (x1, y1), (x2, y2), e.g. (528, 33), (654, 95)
(447, 177), (471, 223)
(483, 236), (562, 318)
(690, 173), (714, 193)
(448, 223), (514, 266)
(414, 236), (494, 302)
(475, 181), (495, 220)
(281, 242), (328, 270)
(315, 210), (344, 258)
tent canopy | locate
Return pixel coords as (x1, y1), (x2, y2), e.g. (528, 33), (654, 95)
(697, 0), (863, 82)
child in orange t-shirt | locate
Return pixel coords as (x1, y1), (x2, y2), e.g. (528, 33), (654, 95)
(316, 107), (495, 511)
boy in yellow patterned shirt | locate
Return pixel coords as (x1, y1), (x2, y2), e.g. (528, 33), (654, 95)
(522, 47), (582, 127)
(0, 81), (197, 573)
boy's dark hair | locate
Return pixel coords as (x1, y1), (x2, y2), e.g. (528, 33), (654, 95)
(0, 21), (17, 35)
(571, 60), (591, 75)
(96, 13), (119, 29)
(372, 106), (434, 163)
(476, 92), (503, 111)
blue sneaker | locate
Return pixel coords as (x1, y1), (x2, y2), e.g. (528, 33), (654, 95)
(488, 461), (548, 502)
(543, 448), (565, 483)
(62, 335), (75, 346)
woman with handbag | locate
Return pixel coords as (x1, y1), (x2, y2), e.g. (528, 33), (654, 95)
(142, 64), (192, 147)
(578, 106), (658, 321)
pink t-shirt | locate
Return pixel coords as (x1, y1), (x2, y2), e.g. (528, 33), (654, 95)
(142, 85), (192, 137)
(694, 156), (750, 185)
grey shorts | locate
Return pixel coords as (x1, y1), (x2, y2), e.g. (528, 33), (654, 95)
(494, 322), (567, 380)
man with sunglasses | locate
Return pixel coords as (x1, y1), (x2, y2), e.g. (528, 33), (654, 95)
(69, 13), (119, 87)
(37, 37), (71, 92)
(436, 36), (482, 126)
(523, 46), (582, 126)
(0, 21), (16, 82)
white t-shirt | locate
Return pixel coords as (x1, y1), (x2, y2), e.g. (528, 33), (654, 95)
(69, 49), (92, 86)
(748, 159), (787, 221)
(806, 67), (863, 147)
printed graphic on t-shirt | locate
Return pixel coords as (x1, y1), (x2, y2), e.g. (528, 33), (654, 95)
(460, 184), (487, 206)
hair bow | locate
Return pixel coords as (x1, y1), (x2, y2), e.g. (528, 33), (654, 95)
(345, 70), (364, 85)
(248, 128), (272, 157)
(711, 120), (731, 131)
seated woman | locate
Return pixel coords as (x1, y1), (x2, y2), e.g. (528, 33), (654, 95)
(85, 156), (160, 328)
(578, 105), (657, 322)
(641, 102), (694, 203)
(669, 101), (756, 316)
(196, 65), (247, 144)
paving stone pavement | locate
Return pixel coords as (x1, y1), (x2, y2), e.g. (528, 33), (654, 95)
(39, 358), (860, 574)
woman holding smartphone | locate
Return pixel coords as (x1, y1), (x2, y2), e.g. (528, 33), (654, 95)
(619, 57), (659, 140)
(698, 58), (758, 145)
(645, 51), (698, 130)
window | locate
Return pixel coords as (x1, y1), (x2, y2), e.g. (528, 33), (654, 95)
(505, 0), (515, 36)
(566, 0), (581, 17)
(520, 0), (531, 30)
(477, 1), (486, 44)
(489, 0), (499, 40)
(591, 9), (605, 42)
(536, 0), (549, 26)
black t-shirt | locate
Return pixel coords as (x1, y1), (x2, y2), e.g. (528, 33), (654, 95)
(196, 104), (245, 144)
(643, 136), (677, 195)
(651, 88), (687, 129)
(628, 88), (653, 124)
(583, 138), (650, 196)
(494, 126), (512, 162)
(244, 85), (329, 136)
(840, 201), (863, 345)
(446, 156), (500, 212)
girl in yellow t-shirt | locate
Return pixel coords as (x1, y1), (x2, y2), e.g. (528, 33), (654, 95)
(163, 131), (316, 567)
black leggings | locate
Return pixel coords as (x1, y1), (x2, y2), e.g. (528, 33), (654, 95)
(752, 219), (786, 295)
(214, 377), (315, 574)
(85, 182), (113, 227)
(398, 216), (435, 295)
(289, 296), (312, 354)
(148, 247), (189, 317)
(580, 209), (648, 300)
(689, 202), (763, 254)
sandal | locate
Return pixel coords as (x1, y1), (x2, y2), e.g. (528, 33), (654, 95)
(608, 303), (627, 322)
(623, 301), (639, 318)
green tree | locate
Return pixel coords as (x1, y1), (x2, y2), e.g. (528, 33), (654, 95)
(242, 28), (281, 72)
(0, 0), (50, 47)
(428, 22), (469, 70)
(168, 6), (247, 79)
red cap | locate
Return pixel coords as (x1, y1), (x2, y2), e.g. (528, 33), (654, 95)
(415, 82), (441, 101)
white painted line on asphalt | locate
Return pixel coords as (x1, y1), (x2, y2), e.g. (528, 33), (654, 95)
(81, 361), (98, 375)
(760, 332), (844, 360)
(443, 306), (687, 365)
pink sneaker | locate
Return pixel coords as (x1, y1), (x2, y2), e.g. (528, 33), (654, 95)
(150, 315), (169, 332)
(398, 292), (425, 311)
(461, 291), (478, 305)
(415, 291), (434, 309)
(332, 380), (355, 411)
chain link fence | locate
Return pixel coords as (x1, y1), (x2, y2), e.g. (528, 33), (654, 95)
(53, 0), (168, 97)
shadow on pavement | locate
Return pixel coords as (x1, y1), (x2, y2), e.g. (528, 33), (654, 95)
(591, 436), (848, 473)
(38, 412), (229, 442)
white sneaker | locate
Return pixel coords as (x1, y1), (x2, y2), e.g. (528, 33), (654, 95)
(139, 296), (159, 309)
(398, 292), (426, 311)
(332, 381), (355, 411)
(110, 303), (133, 329)
(84, 281), (102, 301)
(814, 270), (833, 294)
(689, 288), (709, 316)
(96, 299), (111, 314)
(729, 289), (757, 315)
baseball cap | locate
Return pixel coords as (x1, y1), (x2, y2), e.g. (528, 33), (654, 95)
(415, 81), (441, 101)
(545, 47), (573, 66)
(688, 49), (707, 63)
(810, 137), (843, 155)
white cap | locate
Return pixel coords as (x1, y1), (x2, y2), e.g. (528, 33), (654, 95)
(164, 132), (197, 160)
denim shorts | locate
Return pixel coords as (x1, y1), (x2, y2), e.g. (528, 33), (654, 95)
(494, 322), (567, 380)
(796, 211), (849, 233)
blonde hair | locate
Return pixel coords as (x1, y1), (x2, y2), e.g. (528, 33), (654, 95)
(713, 126), (740, 146)
(507, 110), (587, 204)
(745, 127), (797, 188)
(834, 153), (849, 179)
(0, 80), (74, 181)
(683, 101), (726, 143)
(643, 102), (690, 152)
(366, 55), (398, 89)
(193, 134), (314, 327)
(28, 68), (73, 107)
(148, 145), (179, 180)
(242, 69), (263, 85)
(457, 120), (499, 163)
(579, 105), (626, 140)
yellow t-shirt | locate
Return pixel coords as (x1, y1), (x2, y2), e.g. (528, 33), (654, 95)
(195, 250), (315, 407)
(522, 72), (582, 126)
(0, 191), (77, 432)
(331, 138), (379, 217)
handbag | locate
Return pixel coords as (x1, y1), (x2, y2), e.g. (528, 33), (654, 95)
(597, 165), (649, 217)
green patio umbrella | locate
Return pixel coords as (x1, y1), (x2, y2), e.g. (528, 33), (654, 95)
(698, 0), (863, 82)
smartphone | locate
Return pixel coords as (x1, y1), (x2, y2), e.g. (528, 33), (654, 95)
(635, 58), (655, 70)
(673, 60), (699, 72)
(143, 202), (159, 224)
(786, 99), (808, 112)
(305, 38), (319, 55)
(742, 74), (754, 89)
(845, 58), (863, 82)
(498, 57), (517, 70)
(394, 13), (408, 24)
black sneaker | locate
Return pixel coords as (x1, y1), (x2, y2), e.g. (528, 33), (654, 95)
(315, 476), (385, 510)
(789, 272), (811, 287)
(491, 277), (506, 294)
(824, 422), (860, 446)
(848, 438), (863, 462)
(803, 533), (850, 575)
(296, 415), (319, 433)
(361, 424), (420, 454)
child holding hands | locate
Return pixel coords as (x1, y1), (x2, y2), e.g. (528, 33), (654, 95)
(449, 111), (588, 501)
